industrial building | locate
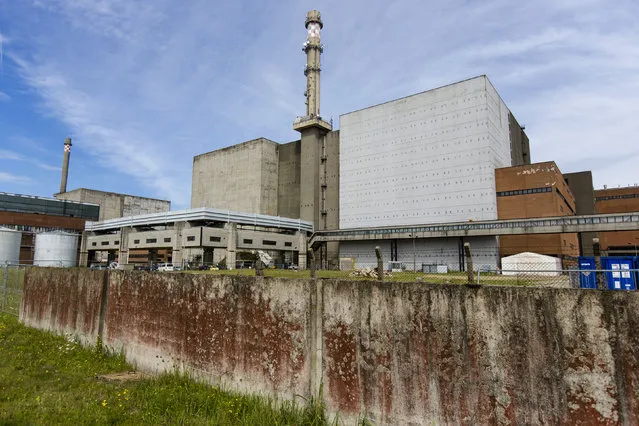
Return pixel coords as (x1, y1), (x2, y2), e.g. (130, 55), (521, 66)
(495, 162), (580, 259)
(80, 208), (312, 269)
(0, 192), (98, 264)
(595, 185), (639, 255)
(190, 10), (533, 270)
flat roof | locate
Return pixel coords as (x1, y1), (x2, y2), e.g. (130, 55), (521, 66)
(85, 207), (313, 232)
(0, 192), (100, 221)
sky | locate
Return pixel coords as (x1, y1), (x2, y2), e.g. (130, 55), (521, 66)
(0, 0), (638, 210)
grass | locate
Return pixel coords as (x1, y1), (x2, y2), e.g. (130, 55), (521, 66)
(183, 268), (564, 286)
(0, 313), (334, 425)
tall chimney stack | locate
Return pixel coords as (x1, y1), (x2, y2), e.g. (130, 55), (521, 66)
(59, 137), (72, 194)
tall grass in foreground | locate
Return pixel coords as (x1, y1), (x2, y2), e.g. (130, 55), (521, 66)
(0, 313), (334, 425)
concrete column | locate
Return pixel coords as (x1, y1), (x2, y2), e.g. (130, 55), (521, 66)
(225, 223), (237, 270)
(172, 222), (186, 267)
(118, 228), (130, 265)
(79, 231), (90, 267)
(297, 231), (308, 270)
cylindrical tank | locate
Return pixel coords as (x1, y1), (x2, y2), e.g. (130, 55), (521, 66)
(0, 227), (21, 265)
(34, 231), (79, 267)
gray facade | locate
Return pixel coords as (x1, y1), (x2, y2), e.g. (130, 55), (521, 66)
(191, 138), (279, 216)
(509, 112), (531, 166)
(564, 171), (597, 256)
(55, 188), (169, 221)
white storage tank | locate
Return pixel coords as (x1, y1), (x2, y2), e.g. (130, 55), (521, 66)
(34, 231), (79, 267)
(0, 227), (21, 265)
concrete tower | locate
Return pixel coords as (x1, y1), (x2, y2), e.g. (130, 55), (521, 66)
(293, 10), (332, 227)
(59, 137), (72, 194)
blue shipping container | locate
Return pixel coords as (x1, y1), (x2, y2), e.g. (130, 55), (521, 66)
(601, 257), (637, 291)
(578, 256), (597, 289)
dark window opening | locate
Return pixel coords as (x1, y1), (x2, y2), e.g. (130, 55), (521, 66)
(210, 236), (221, 242)
(146, 238), (157, 243)
(243, 239), (253, 244)
(101, 241), (109, 246)
(134, 239), (140, 244)
(187, 236), (196, 242)
(164, 238), (171, 243)
(92, 242), (97, 247)
(263, 240), (277, 246)
(284, 242), (292, 247)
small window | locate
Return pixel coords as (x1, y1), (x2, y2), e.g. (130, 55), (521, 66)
(187, 236), (195, 242)
(134, 239), (140, 244)
(210, 236), (221, 242)
(243, 239), (253, 244)
(164, 237), (171, 243)
(263, 240), (277, 246)
(284, 242), (292, 247)
(114, 241), (119, 245)
(101, 241), (109, 246)
(146, 238), (157, 243)
(92, 242), (97, 247)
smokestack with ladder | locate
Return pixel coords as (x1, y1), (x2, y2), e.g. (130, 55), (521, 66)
(293, 11), (332, 228)
(293, 10), (332, 133)
(59, 137), (72, 194)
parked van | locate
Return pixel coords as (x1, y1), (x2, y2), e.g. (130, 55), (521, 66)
(157, 263), (176, 272)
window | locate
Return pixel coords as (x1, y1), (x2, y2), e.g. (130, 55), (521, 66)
(186, 236), (195, 242)
(101, 241), (109, 246)
(114, 241), (119, 245)
(284, 242), (292, 247)
(263, 240), (277, 246)
(146, 238), (157, 243)
(243, 239), (253, 244)
(496, 187), (552, 197)
(210, 236), (221, 242)
(134, 239), (140, 244)
(164, 238), (171, 243)
(92, 242), (97, 247)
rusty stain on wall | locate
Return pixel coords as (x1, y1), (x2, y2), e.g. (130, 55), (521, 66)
(20, 270), (639, 425)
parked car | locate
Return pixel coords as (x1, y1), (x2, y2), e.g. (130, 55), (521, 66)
(156, 263), (176, 272)
(89, 263), (108, 270)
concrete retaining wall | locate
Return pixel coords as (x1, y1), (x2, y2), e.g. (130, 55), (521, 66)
(20, 269), (639, 425)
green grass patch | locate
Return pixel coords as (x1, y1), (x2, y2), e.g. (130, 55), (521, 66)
(183, 268), (554, 286)
(0, 313), (334, 425)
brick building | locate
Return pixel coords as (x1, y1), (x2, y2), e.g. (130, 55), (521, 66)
(595, 186), (639, 255)
(495, 162), (579, 258)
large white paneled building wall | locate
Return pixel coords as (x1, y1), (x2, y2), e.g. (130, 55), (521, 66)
(339, 75), (512, 229)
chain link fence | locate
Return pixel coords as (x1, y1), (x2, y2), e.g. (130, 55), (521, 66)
(1, 264), (28, 316)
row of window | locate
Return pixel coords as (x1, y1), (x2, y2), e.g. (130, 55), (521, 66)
(95, 236), (291, 247)
(92, 240), (119, 247)
(595, 193), (639, 201)
(496, 187), (552, 197)
(242, 238), (292, 247)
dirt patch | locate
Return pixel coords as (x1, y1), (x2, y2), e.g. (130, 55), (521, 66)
(97, 371), (151, 382)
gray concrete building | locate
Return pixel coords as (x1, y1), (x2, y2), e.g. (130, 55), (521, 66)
(189, 11), (530, 270)
(55, 188), (170, 221)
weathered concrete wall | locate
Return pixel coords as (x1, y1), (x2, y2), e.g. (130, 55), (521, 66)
(104, 273), (312, 400)
(20, 268), (107, 345)
(322, 281), (639, 425)
(20, 270), (639, 425)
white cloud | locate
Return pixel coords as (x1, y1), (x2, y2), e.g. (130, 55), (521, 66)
(6, 0), (639, 205)
(0, 91), (9, 101)
(0, 148), (60, 171)
(0, 172), (32, 183)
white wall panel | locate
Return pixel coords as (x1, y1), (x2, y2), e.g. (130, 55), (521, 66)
(339, 76), (513, 229)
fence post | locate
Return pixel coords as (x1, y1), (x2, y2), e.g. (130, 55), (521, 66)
(309, 250), (316, 279)
(464, 243), (474, 284)
(375, 246), (384, 281)
(2, 264), (7, 313)
(255, 260), (264, 277)
(593, 238), (604, 290)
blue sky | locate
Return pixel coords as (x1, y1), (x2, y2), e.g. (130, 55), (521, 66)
(1, 0), (638, 210)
